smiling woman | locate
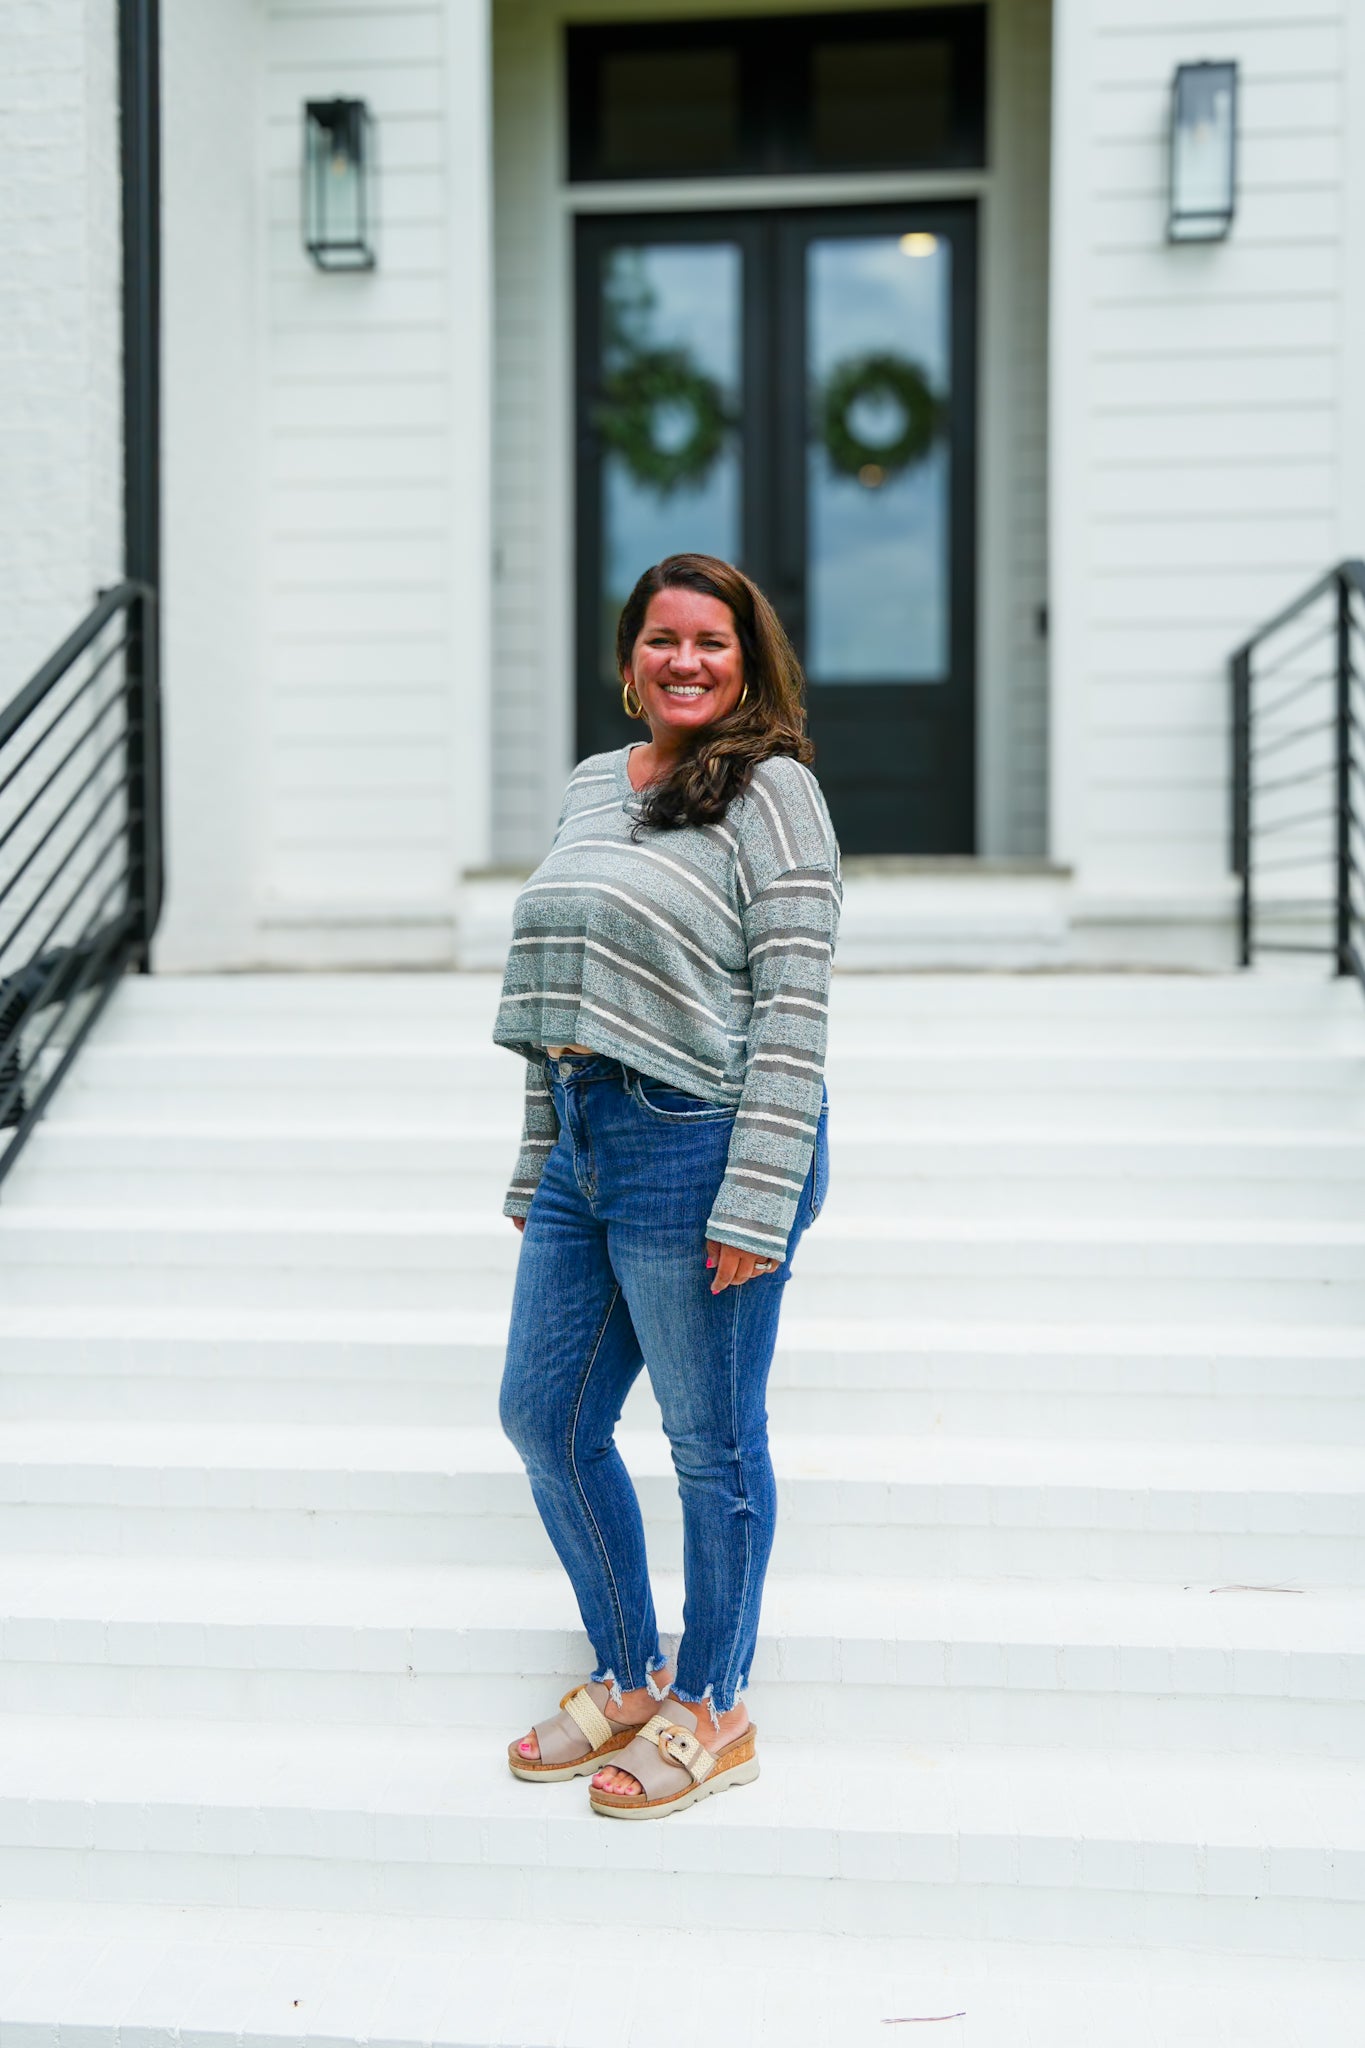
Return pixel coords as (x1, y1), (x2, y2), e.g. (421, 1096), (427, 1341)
(624, 584), (743, 721)
(493, 553), (841, 1820)
(613, 556), (814, 837)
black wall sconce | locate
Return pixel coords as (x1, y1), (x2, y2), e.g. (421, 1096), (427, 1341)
(304, 98), (376, 271)
(1168, 61), (1237, 242)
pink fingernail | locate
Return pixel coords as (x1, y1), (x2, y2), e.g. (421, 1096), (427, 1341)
(705, 1257), (716, 1269)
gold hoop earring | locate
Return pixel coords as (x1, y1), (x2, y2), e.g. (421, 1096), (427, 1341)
(621, 679), (644, 720)
(737, 681), (749, 711)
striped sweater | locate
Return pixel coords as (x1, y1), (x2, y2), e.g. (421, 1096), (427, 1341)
(493, 744), (842, 1258)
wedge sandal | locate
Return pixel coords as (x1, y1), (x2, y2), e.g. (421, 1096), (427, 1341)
(507, 1681), (641, 1783)
(587, 1708), (759, 1819)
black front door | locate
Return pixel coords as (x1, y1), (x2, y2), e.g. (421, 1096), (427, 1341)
(575, 203), (978, 854)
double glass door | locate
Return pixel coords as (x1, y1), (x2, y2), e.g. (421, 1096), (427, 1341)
(575, 203), (977, 854)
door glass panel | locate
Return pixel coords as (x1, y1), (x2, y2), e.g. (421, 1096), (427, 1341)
(597, 242), (742, 684)
(806, 232), (951, 683)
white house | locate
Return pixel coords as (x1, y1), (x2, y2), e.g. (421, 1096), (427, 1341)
(3, 3), (1365, 2039)
(7, 0), (1361, 975)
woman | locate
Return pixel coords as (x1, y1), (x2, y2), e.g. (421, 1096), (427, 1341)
(494, 553), (840, 1819)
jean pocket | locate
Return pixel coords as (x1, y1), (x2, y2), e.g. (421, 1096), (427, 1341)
(630, 1073), (735, 1123)
(810, 1107), (831, 1216)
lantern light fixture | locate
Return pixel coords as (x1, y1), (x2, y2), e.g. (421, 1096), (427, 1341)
(304, 98), (376, 271)
(1168, 61), (1237, 243)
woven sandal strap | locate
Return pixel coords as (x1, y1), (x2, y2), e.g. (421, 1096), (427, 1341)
(636, 1714), (716, 1785)
(561, 1685), (614, 1752)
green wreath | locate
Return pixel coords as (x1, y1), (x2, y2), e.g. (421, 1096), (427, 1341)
(821, 352), (941, 480)
(597, 347), (731, 495)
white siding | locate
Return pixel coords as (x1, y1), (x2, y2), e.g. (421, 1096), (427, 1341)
(492, 0), (1054, 865)
(259, 0), (489, 946)
(159, 0), (493, 967)
(1050, 0), (1350, 902)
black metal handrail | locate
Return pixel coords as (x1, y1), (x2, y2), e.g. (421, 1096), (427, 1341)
(0, 580), (162, 1190)
(1231, 559), (1365, 991)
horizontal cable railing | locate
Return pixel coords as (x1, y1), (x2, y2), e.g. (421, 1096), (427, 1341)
(1231, 560), (1364, 992)
(0, 580), (162, 1191)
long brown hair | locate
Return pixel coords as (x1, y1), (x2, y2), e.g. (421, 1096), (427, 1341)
(616, 554), (814, 832)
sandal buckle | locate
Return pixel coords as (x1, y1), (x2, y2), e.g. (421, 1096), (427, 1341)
(658, 1724), (714, 1781)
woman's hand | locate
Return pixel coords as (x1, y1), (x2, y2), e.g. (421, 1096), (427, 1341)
(706, 1238), (778, 1293)
(511, 1216), (526, 1234)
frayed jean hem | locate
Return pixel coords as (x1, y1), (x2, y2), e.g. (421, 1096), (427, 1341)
(592, 1650), (670, 1705)
(671, 1681), (733, 1728)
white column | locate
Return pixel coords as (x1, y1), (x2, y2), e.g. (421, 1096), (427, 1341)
(446, 0), (495, 883)
(1045, 0), (1093, 877)
(156, 0), (264, 970)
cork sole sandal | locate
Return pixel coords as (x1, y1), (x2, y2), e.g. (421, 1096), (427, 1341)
(507, 1682), (641, 1783)
(588, 1710), (759, 1819)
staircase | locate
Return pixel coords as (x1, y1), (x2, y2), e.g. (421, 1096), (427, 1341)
(1, 969), (1364, 2046)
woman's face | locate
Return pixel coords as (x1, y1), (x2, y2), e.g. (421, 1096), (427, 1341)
(624, 587), (745, 743)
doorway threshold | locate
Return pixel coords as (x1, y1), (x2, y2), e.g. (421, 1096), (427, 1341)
(838, 861), (1075, 970)
(841, 856), (1072, 880)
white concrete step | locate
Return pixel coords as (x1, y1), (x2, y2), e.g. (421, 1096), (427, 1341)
(2, 1306), (1360, 1441)
(3, 1556), (1360, 1756)
(12, 1121), (1365, 1224)
(1, 1207), (1361, 1320)
(85, 994), (1365, 1051)
(80, 1003), (1365, 1055)
(767, 1317), (1365, 1442)
(0, 1713), (1360, 1956)
(1, 1421), (1361, 1583)
(109, 970), (511, 1010)
(103, 965), (1365, 1022)
(5, 1899), (1361, 2048)
(2, 970), (1361, 1998)
(42, 1041), (1365, 1130)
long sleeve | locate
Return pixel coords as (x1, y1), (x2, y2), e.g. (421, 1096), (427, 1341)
(504, 1060), (560, 1219)
(705, 761), (841, 1259)
(493, 750), (840, 1243)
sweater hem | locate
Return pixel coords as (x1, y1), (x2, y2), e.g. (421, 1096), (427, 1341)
(498, 1021), (741, 1106)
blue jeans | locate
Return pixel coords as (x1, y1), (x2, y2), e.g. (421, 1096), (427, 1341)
(499, 1054), (828, 1719)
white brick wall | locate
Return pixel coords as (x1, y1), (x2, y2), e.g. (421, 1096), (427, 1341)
(0, 0), (124, 702)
